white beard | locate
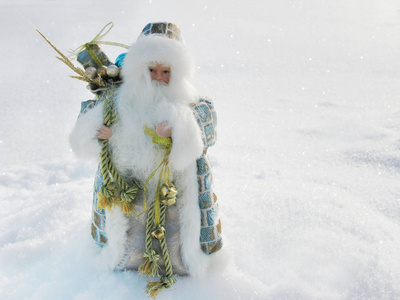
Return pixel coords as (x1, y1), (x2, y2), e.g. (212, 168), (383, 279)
(109, 77), (200, 186)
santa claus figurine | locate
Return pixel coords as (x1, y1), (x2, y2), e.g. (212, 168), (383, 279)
(70, 22), (223, 297)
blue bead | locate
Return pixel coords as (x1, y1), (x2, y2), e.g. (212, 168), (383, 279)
(115, 53), (127, 67)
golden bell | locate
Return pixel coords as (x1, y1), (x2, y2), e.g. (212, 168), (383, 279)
(161, 197), (176, 206)
(160, 183), (178, 200)
(151, 226), (165, 240)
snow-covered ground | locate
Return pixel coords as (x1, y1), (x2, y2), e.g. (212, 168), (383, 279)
(1, 0), (400, 299)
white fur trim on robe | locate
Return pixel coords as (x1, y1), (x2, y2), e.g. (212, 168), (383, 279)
(92, 206), (130, 270)
(175, 161), (209, 277)
(152, 101), (204, 171)
(175, 157), (230, 278)
(69, 102), (104, 160)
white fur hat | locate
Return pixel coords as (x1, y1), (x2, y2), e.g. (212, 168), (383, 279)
(121, 22), (195, 85)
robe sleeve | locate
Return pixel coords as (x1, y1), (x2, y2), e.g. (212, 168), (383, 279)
(192, 98), (217, 150)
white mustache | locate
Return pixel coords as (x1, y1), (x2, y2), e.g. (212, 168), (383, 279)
(151, 81), (168, 87)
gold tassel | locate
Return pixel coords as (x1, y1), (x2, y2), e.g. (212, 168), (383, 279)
(121, 201), (135, 215)
(97, 193), (110, 210)
(146, 277), (177, 299)
(97, 183), (118, 210)
(146, 281), (165, 299)
(139, 260), (158, 277)
(139, 250), (159, 277)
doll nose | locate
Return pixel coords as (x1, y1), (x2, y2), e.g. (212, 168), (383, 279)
(155, 72), (162, 81)
(151, 71), (161, 81)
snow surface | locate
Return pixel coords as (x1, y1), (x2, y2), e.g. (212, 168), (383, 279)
(1, 0), (400, 299)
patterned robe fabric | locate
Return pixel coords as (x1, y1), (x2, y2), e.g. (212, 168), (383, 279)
(78, 96), (223, 255)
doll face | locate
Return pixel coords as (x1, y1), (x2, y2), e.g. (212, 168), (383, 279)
(148, 64), (171, 84)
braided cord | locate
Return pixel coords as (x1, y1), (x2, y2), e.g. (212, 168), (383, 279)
(145, 200), (176, 298)
(158, 203), (174, 277)
(144, 203), (156, 253)
(98, 87), (140, 214)
(141, 126), (177, 297)
(99, 89), (113, 186)
(139, 202), (160, 277)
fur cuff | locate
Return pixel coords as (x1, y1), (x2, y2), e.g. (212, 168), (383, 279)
(69, 102), (104, 160)
(167, 105), (204, 171)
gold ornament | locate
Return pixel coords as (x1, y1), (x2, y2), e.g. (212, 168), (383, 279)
(97, 65), (108, 77)
(85, 67), (98, 79)
(161, 197), (176, 206)
(160, 183), (177, 206)
(160, 183), (177, 199)
(106, 64), (119, 77)
(151, 226), (165, 240)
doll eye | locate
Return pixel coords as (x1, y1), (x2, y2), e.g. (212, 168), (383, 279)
(149, 68), (154, 72)
(163, 70), (170, 74)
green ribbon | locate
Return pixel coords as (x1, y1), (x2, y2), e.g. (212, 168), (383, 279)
(144, 126), (172, 148)
(71, 22), (130, 62)
(142, 126), (172, 225)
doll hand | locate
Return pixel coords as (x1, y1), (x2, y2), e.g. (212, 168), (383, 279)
(156, 122), (172, 138)
(97, 125), (113, 140)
